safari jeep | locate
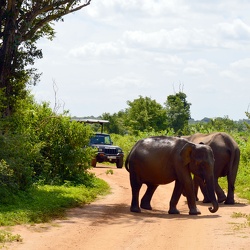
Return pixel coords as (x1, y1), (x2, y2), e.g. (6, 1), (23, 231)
(90, 133), (124, 168)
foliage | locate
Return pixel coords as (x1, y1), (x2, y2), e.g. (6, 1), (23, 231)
(101, 111), (127, 134)
(0, 93), (95, 194)
(188, 116), (246, 135)
(125, 96), (167, 134)
(34, 114), (94, 185)
(101, 92), (192, 136)
(0, 136), (36, 192)
(101, 96), (171, 135)
(0, 178), (109, 226)
(0, 230), (22, 244)
(0, 0), (92, 116)
(164, 92), (191, 135)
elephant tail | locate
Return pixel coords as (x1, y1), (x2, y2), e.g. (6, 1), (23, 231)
(125, 153), (130, 172)
(223, 133), (240, 192)
(125, 140), (141, 173)
(228, 144), (240, 191)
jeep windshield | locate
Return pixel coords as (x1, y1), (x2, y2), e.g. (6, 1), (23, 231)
(90, 134), (112, 145)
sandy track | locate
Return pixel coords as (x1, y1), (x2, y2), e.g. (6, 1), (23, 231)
(6, 165), (250, 249)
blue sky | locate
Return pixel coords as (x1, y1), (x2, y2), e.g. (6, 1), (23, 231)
(32, 0), (250, 120)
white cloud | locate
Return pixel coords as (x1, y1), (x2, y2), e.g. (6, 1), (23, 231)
(94, 74), (150, 89)
(219, 70), (243, 82)
(123, 28), (219, 51)
(69, 42), (123, 58)
(86, 0), (188, 19)
(183, 59), (218, 76)
(183, 67), (205, 76)
(187, 59), (218, 69)
(154, 55), (183, 65)
(217, 19), (250, 40)
(230, 58), (250, 69)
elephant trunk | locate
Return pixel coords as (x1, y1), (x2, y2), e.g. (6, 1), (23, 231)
(206, 178), (219, 213)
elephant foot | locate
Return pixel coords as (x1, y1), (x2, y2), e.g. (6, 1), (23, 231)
(130, 206), (141, 213)
(168, 208), (180, 214)
(189, 208), (201, 215)
(217, 195), (227, 203)
(224, 198), (235, 205)
(140, 202), (152, 210)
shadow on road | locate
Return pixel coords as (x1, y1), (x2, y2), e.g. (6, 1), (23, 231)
(196, 200), (248, 208)
(60, 201), (221, 229)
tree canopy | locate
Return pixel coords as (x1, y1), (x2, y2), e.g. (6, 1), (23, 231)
(125, 96), (166, 133)
(0, 0), (92, 117)
(100, 93), (192, 135)
(164, 92), (191, 135)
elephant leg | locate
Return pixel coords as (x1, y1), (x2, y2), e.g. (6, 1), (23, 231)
(199, 181), (210, 203)
(185, 182), (201, 215)
(194, 176), (210, 203)
(140, 184), (158, 210)
(224, 174), (236, 204)
(168, 180), (183, 214)
(225, 148), (240, 204)
(169, 179), (200, 215)
(130, 174), (142, 213)
(214, 179), (227, 203)
(193, 176), (199, 201)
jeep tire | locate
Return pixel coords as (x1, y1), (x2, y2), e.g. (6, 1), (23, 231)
(91, 158), (97, 167)
(116, 158), (123, 168)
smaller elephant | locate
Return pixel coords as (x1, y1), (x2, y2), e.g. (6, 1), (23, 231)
(125, 136), (218, 215)
(183, 132), (240, 204)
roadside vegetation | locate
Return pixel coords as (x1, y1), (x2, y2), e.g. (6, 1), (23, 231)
(1, 1), (250, 244)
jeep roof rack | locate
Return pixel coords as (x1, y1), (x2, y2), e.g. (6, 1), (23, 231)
(71, 118), (109, 133)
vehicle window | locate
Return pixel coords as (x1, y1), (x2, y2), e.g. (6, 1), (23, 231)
(91, 136), (104, 144)
(104, 136), (112, 145)
(90, 135), (112, 145)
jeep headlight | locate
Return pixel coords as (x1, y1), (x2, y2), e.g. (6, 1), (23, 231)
(98, 148), (103, 152)
(118, 149), (122, 153)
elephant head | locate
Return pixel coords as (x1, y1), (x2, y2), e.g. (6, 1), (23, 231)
(180, 142), (218, 213)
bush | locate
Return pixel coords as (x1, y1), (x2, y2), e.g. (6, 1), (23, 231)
(0, 94), (95, 192)
(36, 115), (94, 184)
(0, 134), (40, 191)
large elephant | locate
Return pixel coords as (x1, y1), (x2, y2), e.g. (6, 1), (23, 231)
(125, 136), (218, 215)
(183, 132), (240, 204)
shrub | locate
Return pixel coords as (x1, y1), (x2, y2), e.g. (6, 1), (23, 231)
(0, 94), (95, 192)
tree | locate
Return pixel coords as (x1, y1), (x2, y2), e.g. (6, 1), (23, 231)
(125, 96), (166, 133)
(101, 111), (127, 135)
(164, 92), (191, 135)
(0, 0), (92, 117)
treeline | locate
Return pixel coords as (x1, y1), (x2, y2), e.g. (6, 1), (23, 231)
(100, 92), (191, 135)
(96, 93), (247, 136)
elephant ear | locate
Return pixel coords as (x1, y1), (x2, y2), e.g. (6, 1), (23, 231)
(180, 142), (195, 166)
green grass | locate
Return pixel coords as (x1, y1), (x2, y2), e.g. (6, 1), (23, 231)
(0, 230), (22, 244)
(0, 178), (110, 227)
(218, 161), (250, 202)
(230, 212), (250, 230)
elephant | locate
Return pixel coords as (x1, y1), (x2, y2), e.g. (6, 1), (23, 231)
(183, 132), (240, 204)
(125, 136), (219, 215)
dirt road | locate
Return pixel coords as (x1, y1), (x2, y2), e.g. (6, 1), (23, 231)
(7, 165), (250, 250)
